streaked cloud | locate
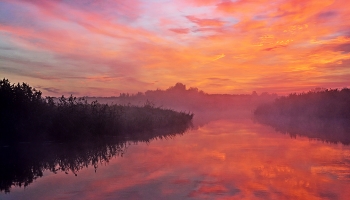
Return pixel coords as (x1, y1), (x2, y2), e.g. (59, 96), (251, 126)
(1, 0), (350, 96)
(185, 16), (225, 27)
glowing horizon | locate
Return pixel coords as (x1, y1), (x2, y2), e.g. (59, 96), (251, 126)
(1, 0), (350, 96)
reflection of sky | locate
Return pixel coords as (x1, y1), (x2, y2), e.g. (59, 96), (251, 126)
(1, 0), (350, 96)
(2, 120), (350, 199)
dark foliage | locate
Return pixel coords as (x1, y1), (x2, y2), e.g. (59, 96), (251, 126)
(0, 126), (190, 193)
(254, 88), (350, 144)
(0, 79), (49, 142)
(0, 79), (193, 144)
(254, 88), (350, 119)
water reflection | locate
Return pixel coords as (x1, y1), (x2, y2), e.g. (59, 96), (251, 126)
(254, 116), (350, 145)
(2, 120), (350, 199)
(0, 125), (191, 193)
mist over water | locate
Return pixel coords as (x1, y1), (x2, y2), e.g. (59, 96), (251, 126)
(2, 118), (350, 199)
(1, 83), (350, 199)
(2, 0), (350, 198)
(254, 88), (350, 145)
(84, 83), (277, 125)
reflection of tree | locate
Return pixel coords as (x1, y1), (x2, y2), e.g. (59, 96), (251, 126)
(254, 88), (350, 145)
(254, 116), (350, 145)
(0, 124), (191, 193)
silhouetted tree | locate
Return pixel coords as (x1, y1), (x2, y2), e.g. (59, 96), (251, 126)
(0, 79), (193, 144)
(254, 88), (350, 144)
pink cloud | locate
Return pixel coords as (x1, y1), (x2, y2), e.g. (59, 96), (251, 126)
(169, 28), (190, 34)
(186, 0), (219, 6)
(185, 16), (225, 27)
(1, 0), (350, 95)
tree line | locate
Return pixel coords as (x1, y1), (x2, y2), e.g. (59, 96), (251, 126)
(0, 79), (193, 144)
(254, 88), (350, 119)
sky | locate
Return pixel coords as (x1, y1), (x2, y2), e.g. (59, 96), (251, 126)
(0, 0), (350, 96)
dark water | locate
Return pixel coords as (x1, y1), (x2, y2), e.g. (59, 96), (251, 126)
(1, 119), (350, 199)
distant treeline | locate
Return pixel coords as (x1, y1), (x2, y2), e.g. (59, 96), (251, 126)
(254, 88), (350, 119)
(84, 83), (278, 124)
(0, 79), (193, 144)
(254, 89), (350, 145)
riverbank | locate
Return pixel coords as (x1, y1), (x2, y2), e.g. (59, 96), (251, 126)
(0, 79), (193, 144)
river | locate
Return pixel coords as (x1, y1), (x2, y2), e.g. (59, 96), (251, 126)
(1, 118), (350, 199)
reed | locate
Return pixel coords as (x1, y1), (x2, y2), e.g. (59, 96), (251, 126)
(0, 79), (193, 144)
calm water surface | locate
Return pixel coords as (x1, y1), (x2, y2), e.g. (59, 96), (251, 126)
(1, 119), (350, 199)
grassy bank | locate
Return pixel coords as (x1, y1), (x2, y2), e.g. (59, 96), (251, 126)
(0, 79), (193, 144)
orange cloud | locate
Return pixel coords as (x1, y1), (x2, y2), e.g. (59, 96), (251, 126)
(169, 28), (190, 34)
(1, 0), (350, 95)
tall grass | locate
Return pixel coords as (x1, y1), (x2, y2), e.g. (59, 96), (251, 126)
(0, 79), (193, 144)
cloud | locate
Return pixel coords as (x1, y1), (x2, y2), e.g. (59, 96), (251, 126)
(16, 0), (143, 22)
(216, 0), (271, 16)
(316, 11), (338, 19)
(1, 0), (350, 95)
(185, 16), (225, 27)
(192, 27), (224, 33)
(207, 77), (231, 81)
(334, 42), (350, 53)
(263, 45), (287, 51)
(169, 28), (190, 34)
(212, 53), (225, 61)
(186, 0), (219, 6)
(40, 87), (61, 94)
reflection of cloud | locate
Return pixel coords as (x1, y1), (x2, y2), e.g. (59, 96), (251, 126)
(207, 151), (226, 161)
(311, 165), (350, 181)
(254, 190), (270, 199)
(188, 185), (229, 197)
(7, 120), (350, 199)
